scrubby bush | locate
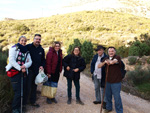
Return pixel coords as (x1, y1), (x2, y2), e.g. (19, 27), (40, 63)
(129, 40), (150, 57)
(127, 66), (150, 85)
(13, 24), (30, 32)
(76, 25), (94, 31)
(0, 47), (13, 113)
(117, 46), (129, 58)
(128, 56), (137, 65)
(0, 75), (13, 113)
(0, 47), (8, 75)
(146, 57), (150, 64)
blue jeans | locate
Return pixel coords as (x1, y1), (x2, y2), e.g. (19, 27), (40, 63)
(93, 75), (106, 102)
(67, 78), (80, 99)
(106, 82), (123, 113)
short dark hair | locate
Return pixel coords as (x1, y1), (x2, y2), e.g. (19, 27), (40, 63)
(34, 34), (41, 38)
(71, 46), (81, 56)
(107, 46), (116, 51)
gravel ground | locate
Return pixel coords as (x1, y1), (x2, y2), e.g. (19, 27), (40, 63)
(26, 72), (150, 113)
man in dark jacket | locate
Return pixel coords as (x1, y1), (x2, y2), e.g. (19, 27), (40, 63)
(91, 45), (107, 108)
(27, 34), (46, 108)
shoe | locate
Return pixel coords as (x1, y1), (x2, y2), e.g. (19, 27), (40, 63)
(76, 98), (84, 105)
(31, 103), (40, 108)
(67, 98), (72, 104)
(46, 98), (52, 104)
(104, 109), (112, 113)
(51, 98), (57, 103)
(93, 101), (101, 104)
(103, 102), (106, 109)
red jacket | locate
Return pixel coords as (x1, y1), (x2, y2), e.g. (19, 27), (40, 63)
(45, 47), (62, 75)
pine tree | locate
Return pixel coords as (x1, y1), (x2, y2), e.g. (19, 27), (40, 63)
(81, 41), (94, 64)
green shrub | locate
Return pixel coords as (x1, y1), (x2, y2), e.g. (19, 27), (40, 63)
(127, 66), (150, 85)
(81, 41), (94, 64)
(0, 47), (8, 75)
(129, 40), (150, 57)
(128, 56), (137, 65)
(146, 57), (150, 64)
(117, 46), (129, 58)
(0, 75), (13, 113)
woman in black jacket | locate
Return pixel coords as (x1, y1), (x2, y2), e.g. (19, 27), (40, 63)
(63, 47), (86, 105)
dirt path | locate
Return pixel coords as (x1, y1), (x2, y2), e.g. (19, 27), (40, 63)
(26, 72), (150, 113)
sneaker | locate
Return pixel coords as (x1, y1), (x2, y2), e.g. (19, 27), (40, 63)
(31, 103), (40, 108)
(67, 98), (72, 104)
(76, 98), (84, 105)
(104, 109), (112, 113)
(103, 102), (106, 109)
(93, 101), (101, 104)
(46, 98), (52, 104)
(51, 98), (57, 103)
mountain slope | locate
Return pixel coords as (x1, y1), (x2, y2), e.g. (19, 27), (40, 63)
(56, 0), (150, 18)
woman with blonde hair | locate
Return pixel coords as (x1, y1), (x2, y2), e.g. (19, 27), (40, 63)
(45, 41), (63, 104)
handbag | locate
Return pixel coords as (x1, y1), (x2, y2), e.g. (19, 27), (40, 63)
(7, 69), (19, 77)
(35, 69), (48, 85)
(41, 80), (58, 98)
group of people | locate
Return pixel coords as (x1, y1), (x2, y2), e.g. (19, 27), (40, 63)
(6, 34), (123, 113)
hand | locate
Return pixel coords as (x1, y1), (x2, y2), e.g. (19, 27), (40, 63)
(105, 60), (110, 65)
(66, 66), (70, 71)
(47, 74), (51, 78)
(21, 65), (25, 69)
(73, 68), (79, 72)
(22, 68), (26, 73)
(39, 66), (44, 71)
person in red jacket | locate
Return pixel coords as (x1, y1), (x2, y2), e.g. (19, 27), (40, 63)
(45, 41), (62, 104)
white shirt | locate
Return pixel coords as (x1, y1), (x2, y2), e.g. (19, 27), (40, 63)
(94, 54), (104, 79)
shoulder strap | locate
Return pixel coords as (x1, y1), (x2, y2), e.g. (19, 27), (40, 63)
(24, 51), (29, 62)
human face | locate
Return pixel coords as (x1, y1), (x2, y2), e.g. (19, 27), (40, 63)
(19, 38), (27, 46)
(54, 44), (60, 52)
(97, 49), (104, 56)
(108, 48), (116, 57)
(73, 48), (80, 56)
(33, 36), (41, 47)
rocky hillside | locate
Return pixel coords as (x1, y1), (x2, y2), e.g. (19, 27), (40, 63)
(57, 0), (150, 18)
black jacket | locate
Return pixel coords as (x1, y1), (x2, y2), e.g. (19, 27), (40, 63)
(63, 54), (86, 80)
(27, 43), (46, 76)
(90, 53), (107, 88)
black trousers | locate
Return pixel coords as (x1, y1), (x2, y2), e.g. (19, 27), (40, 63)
(26, 70), (37, 104)
(10, 72), (27, 110)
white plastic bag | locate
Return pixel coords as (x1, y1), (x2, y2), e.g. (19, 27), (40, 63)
(35, 69), (48, 85)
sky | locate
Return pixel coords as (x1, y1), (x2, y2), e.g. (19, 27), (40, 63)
(0, 0), (77, 20)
